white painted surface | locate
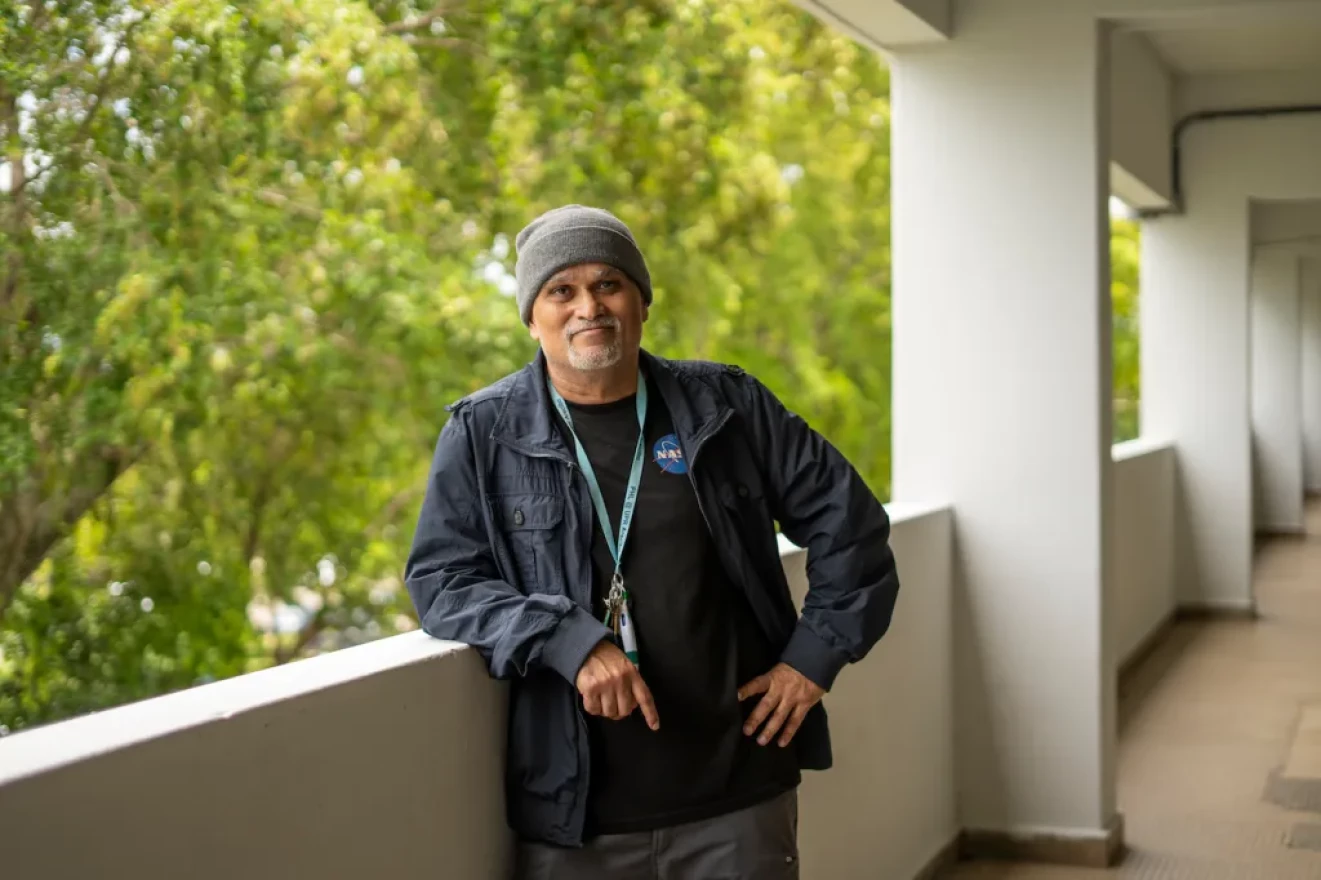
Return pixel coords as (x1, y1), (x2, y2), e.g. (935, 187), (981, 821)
(789, 506), (958, 880)
(1177, 70), (1321, 117)
(790, 0), (950, 49)
(1, 508), (954, 880)
(0, 635), (511, 879)
(1110, 441), (1177, 664)
(1253, 200), (1321, 247)
(1109, 28), (1174, 208)
(1142, 113), (1321, 609)
(1251, 248), (1305, 532)
(1304, 259), (1321, 492)
(1137, 13), (1321, 74)
(1252, 203), (1321, 495)
(890, 1), (1116, 840)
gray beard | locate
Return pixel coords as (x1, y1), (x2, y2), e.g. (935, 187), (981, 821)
(566, 337), (623, 371)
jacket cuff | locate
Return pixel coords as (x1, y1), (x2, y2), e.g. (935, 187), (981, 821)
(780, 620), (851, 692)
(541, 606), (611, 685)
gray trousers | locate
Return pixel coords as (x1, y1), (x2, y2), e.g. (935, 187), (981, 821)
(514, 789), (800, 880)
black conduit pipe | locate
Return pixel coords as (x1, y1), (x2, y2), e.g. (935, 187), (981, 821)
(1136, 104), (1321, 219)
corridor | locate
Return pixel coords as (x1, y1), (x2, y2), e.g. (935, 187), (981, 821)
(945, 504), (1321, 878)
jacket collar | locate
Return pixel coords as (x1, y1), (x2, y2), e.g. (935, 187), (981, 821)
(489, 348), (733, 463)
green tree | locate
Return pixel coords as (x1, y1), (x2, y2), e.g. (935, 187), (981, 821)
(1112, 217), (1140, 443)
(0, 0), (521, 726)
(1, 0), (895, 731)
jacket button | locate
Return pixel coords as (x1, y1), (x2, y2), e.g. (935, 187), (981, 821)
(737, 484), (749, 498)
(513, 509), (524, 527)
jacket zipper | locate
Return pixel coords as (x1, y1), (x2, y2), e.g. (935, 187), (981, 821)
(561, 455), (592, 844)
(685, 410), (734, 539)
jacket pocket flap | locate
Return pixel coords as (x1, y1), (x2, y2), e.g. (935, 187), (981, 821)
(492, 494), (564, 530)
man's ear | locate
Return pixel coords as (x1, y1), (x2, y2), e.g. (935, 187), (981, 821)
(528, 318), (542, 342)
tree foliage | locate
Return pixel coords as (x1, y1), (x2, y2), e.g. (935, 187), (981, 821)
(1111, 217), (1140, 443)
(0, 0), (1139, 732)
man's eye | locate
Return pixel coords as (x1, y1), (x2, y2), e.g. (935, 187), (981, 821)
(597, 280), (618, 291)
(550, 286), (570, 297)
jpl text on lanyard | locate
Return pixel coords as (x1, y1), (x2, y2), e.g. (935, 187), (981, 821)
(547, 370), (647, 666)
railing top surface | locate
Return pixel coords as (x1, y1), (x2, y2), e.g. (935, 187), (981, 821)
(0, 631), (466, 786)
(3, 499), (958, 787)
(1112, 437), (1175, 463)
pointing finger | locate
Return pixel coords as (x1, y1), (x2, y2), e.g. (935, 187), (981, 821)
(632, 674), (660, 730)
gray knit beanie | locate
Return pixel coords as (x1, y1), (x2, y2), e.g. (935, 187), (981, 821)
(513, 205), (653, 325)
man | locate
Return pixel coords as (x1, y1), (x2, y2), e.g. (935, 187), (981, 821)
(405, 205), (899, 879)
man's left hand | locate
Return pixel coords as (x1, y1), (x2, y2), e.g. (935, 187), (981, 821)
(738, 663), (826, 747)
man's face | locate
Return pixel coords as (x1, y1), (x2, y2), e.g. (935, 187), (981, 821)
(529, 262), (648, 372)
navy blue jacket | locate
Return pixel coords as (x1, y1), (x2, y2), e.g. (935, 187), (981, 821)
(405, 350), (899, 846)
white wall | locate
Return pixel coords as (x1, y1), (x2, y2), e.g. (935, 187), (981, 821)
(0, 636), (511, 880)
(1142, 114), (1321, 610)
(1109, 28), (1173, 209)
(1252, 200), (1321, 247)
(1141, 199), (1250, 608)
(0, 507), (955, 880)
(790, 0), (950, 49)
(1304, 259), (1321, 492)
(1251, 248), (1305, 533)
(1111, 440), (1177, 665)
(1252, 203), (1321, 496)
(1177, 70), (1321, 119)
(890, 0), (1116, 841)
(786, 504), (957, 880)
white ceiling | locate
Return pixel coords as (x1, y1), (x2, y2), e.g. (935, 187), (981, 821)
(1125, 12), (1321, 74)
(1252, 199), (1321, 246)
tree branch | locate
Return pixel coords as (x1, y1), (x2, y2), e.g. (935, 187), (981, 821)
(25, 0), (49, 33)
(397, 36), (480, 54)
(365, 484), (423, 540)
(2, 84), (25, 314)
(273, 607), (327, 664)
(383, 4), (459, 33)
(243, 474), (272, 566)
(255, 188), (321, 220)
(0, 445), (141, 616)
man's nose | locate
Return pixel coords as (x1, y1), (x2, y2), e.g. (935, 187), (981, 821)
(572, 288), (608, 319)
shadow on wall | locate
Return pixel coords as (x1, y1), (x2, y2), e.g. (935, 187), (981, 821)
(1172, 452), (1203, 607)
(949, 522), (1009, 835)
(1252, 429), (1264, 534)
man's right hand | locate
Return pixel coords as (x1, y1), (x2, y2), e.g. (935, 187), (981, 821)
(575, 639), (660, 730)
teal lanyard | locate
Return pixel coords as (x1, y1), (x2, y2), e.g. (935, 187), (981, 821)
(547, 370), (648, 608)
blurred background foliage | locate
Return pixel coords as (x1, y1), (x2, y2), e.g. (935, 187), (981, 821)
(0, 0), (1140, 731)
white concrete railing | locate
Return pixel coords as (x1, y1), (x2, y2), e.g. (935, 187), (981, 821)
(0, 632), (510, 879)
(0, 504), (956, 880)
(790, 503), (957, 879)
(1111, 438), (1178, 666)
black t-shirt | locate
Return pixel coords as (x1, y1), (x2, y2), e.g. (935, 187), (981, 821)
(555, 380), (800, 836)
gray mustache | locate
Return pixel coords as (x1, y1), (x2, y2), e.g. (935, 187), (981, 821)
(566, 319), (620, 339)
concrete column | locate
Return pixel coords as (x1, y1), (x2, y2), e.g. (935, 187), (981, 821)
(1303, 259), (1321, 494)
(890, 5), (1118, 860)
(1251, 250), (1304, 533)
(1141, 189), (1253, 610)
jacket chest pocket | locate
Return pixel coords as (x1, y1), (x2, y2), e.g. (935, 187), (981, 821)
(491, 493), (566, 596)
(719, 470), (772, 529)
